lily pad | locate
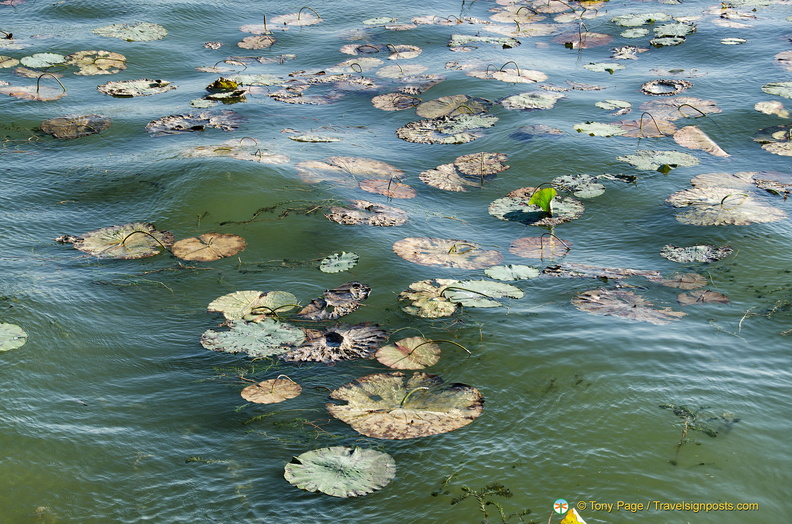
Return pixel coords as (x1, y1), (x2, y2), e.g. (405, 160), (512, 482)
(419, 162), (498, 192)
(544, 263), (662, 282)
(64, 50), (127, 75)
(327, 371), (484, 439)
(616, 118), (677, 138)
(171, 233), (247, 261)
(573, 288), (686, 325)
(573, 121), (627, 137)
(358, 179), (417, 199)
(660, 244), (733, 263)
(319, 252), (359, 273)
(448, 34), (520, 50)
(326, 200), (408, 227)
(201, 319), (305, 358)
(296, 281), (370, 321)
(657, 273), (708, 289)
(484, 264), (541, 281)
(183, 139), (289, 165)
(297, 156), (403, 185)
(552, 174), (605, 198)
(0, 83), (66, 101)
(40, 114), (111, 139)
(611, 12), (672, 27)
(639, 97), (722, 121)
(376, 337), (441, 369)
(372, 92), (421, 111)
(392, 238), (502, 269)
(146, 111), (245, 136)
(677, 290), (730, 306)
(552, 32), (613, 49)
(641, 79), (693, 96)
(583, 62), (625, 74)
(673, 126), (729, 157)
(500, 92), (565, 111)
(20, 53), (65, 69)
(488, 187), (584, 226)
(0, 56), (20, 68)
(55, 222), (174, 259)
(92, 22), (167, 42)
(97, 78), (176, 97)
(207, 290), (299, 321)
(442, 280), (523, 308)
(398, 279), (459, 318)
(238, 35), (276, 49)
(0, 323), (27, 352)
(509, 236), (571, 259)
(761, 82), (792, 99)
(241, 378), (302, 404)
(396, 114), (498, 144)
(284, 446), (395, 498)
(281, 323), (387, 363)
(415, 94), (491, 119)
(666, 187), (786, 225)
(754, 101), (790, 119)
(617, 150), (700, 172)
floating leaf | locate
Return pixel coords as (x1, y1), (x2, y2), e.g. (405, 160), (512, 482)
(754, 101), (790, 119)
(761, 81), (792, 99)
(509, 236), (571, 259)
(326, 200), (407, 226)
(454, 152), (509, 176)
(0, 323), (27, 352)
(552, 32), (613, 49)
(573, 121), (627, 137)
(596, 100), (632, 115)
(297, 156), (404, 185)
(171, 233), (246, 261)
(616, 118), (677, 138)
(544, 263), (662, 282)
(0, 56), (20, 68)
(500, 91), (565, 111)
(183, 139), (289, 164)
(296, 281), (370, 321)
(583, 62), (625, 74)
(443, 280), (523, 307)
(241, 378), (302, 404)
(376, 337), (441, 369)
(660, 244), (733, 263)
(484, 264), (540, 281)
(358, 179), (417, 199)
(415, 94), (491, 119)
(611, 12), (672, 27)
(448, 34), (520, 49)
(393, 238), (502, 269)
(40, 114), (111, 139)
(55, 222), (174, 259)
(281, 323), (387, 363)
(552, 174), (605, 198)
(327, 372), (484, 439)
(641, 79), (693, 96)
(639, 97), (722, 121)
(511, 124), (564, 141)
(319, 252), (359, 273)
(284, 447), (395, 498)
(97, 78), (176, 97)
(420, 154), (506, 192)
(573, 288), (686, 325)
(488, 187), (584, 226)
(372, 92), (421, 111)
(677, 290), (730, 306)
(657, 273), (708, 289)
(238, 35), (276, 49)
(201, 319), (305, 357)
(617, 150), (699, 172)
(289, 134), (340, 143)
(208, 290), (299, 321)
(673, 126), (729, 157)
(92, 22), (167, 41)
(146, 111), (245, 136)
(20, 53), (65, 69)
(398, 279), (459, 318)
(0, 82), (66, 101)
(666, 187), (786, 225)
(396, 114), (498, 144)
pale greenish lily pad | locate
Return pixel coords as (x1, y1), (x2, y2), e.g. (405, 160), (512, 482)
(574, 121), (627, 137)
(666, 186), (786, 225)
(289, 134), (341, 143)
(319, 252), (359, 273)
(596, 99), (632, 115)
(396, 114), (498, 144)
(415, 94), (491, 119)
(241, 378), (302, 404)
(207, 290), (299, 321)
(0, 56), (20, 68)
(281, 323), (387, 363)
(20, 53), (65, 69)
(617, 150), (700, 172)
(327, 371), (484, 439)
(500, 92), (565, 111)
(55, 222), (174, 259)
(326, 200), (408, 227)
(183, 139), (289, 164)
(484, 264), (541, 281)
(284, 446), (396, 498)
(64, 50), (127, 75)
(97, 79), (176, 97)
(146, 111), (245, 136)
(201, 319), (305, 358)
(449, 34), (520, 49)
(552, 174), (606, 198)
(393, 238), (503, 269)
(650, 37), (687, 47)
(92, 22), (167, 42)
(376, 337), (441, 370)
(442, 280), (523, 308)
(573, 288), (686, 325)
(398, 279), (459, 318)
(583, 62), (625, 74)
(654, 22), (696, 38)
(611, 12), (672, 27)
(171, 233), (246, 261)
(488, 187), (584, 226)
(363, 17), (397, 25)
(40, 114), (111, 140)
(721, 37), (747, 45)
(660, 244), (733, 263)
(0, 323), (27, 352)
(622, 28), (650, 38)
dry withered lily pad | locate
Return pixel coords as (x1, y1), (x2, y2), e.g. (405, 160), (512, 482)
(297, 156), (403, 185)
(573, 288), (686, 325)
(376, 337), (441, 370)
(455, 152), (509, 176)
(660, 244), (733, 263)
(201, 319), (305, 358)
(500, 91), (565, 111)
(639, 97), (722, 121)
(371, 92), (421, 111)
(208, 290), (299, 321)
(552, 174), (605, 198)
(326, 200), (407, 226)
(296, 281), (370, 321)
(509, 236), (571, 259)
(677, 290), (730, 306)
(183, 139), (289, 165)
(552, 32), (613, 49)
(616, 118), (677, 138)
(64, 50), (127, 75)
(171, 233), (246, 261)
(93, 22), (167, 41)
(657, 273), (708, 290)
(544, 263), (662, 282)
(396, 114), (498, 144)
(40, 114), (111, 139)
(754, 101), (790, 119)
(666, 187), (786, 226)
(359, 179), (417, 199)
(0, 82), (66, 101)
(146, 111), (245, 136)
(754, 124), (792, 157)
(55, 222), (174, 259)
(641, 79), (693, 96)
(238, 35), (276, 49)
(393, 238), (502, 269)
(281, 323), (387, 363)
(327, 371), (484, 439)
(488, 187), (585, 226)
(398, 279), (459, 318)
(616, 149), (699, 172)
(98, 78), (176, 97)
(241, 378), (302, 404)
(415, 94), (491, 118)
(674, 126), (729, 157)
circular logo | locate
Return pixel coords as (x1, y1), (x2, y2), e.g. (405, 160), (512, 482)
(554, 499), (569, 514)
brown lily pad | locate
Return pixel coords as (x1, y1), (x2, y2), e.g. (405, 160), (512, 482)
(281, 323), (387, 363)
(326, 200), (408, 226)
(657, 273), (708, 289)
(573, 288), (686, 325)
(509, 236), (571, 259)
(392, 237), (502, 269)
(40, 114), (111, 139)
(171, 232), (246, 261)
(55, 222), (174, 259)
(677, 290), (730, 306)
(376, 337), (441, 370)
(359, 179), (417, 199)
(241, 378), (302, 404)
(674, 126), (729, 157)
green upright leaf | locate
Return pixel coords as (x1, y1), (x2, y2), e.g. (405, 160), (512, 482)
(528, 187), (557, 214)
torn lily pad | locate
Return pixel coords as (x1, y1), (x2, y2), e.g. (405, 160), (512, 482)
(207, 290), (299, 321)
(326, 200), (407, 227)
(359, 179), (417, 199)
(241, 378), (302, 404)
(398, 279), (459, 318)
(616, 117), (677, 138)
(281, 323), (387, 363)
(552, 32), (613, 49)
(327, 371), (484, 439)
(284, 446), (395, 498)
(171, 233), (246, 261)
(488, 187), (584, 226)
(617, 150), (699, 172)
(40, 114), (111, 139)
(509, 236), (571, 259)
(484, 264), (540, 281)
(544, 263), (662, 282)
(97, 78), (175, 97)
(393, 238), (502, 270)
(396, 114), (498, 144)
(296, 281), (370, 321)
(660, 244), (733, 263)
(55, 222), (174, 259)
(65, 50), (127, 75)
(146, 111), (245, 136)
(201, 319), (305, 358)
(376, 337), (441, 370)
(674, 126), (729, 157)
(0, 323), (27, 352)
(573, 288), (686, 325)
(319, 252), (359, 273)
(92, 22), (167, 42)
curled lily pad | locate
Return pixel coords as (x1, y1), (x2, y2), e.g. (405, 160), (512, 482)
(376, 337), (441, 369)
(398, 279), (459, 318)
(281, 323), (387, 363)
(393, 238), (502, 269)
(677, 290), (730, 306)
(641, 79), (693, 96)
(171, 233), (246, 261)
(92, 22), (167, 41)
(673, 126), (729, 157)
(241, 378), (302, 404)
(284, 446), (395, 498)
(616, 150), (699, 172)
(660, 244), (733, 263)
(40, 114), (111, 139)
(296, 281), (370, 321)
(97, 78), (176, 97)
(201, 319), (305, 358)
(0, 323), (27, 351)
(396, 114), (498, 144)
(55, 222), (174, 259)
(573, 288), (686, 325)
(326, 200), (407, 226)
(65, 50), (127, 75)
(319, 252), (359, 273)
(327, 372), (484, 439)
(443, 280), (523, 308)
(358, 179), (417, 199)
(488, 187), (584, 226)
(484, 264), (540, 281)
(509, 236), (571, 259)
(146, 111), (245, 136)
(415, 94), (491, 118)
(208, 290), (299, 321)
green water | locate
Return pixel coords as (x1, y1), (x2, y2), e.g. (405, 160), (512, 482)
(1, 0), (790, 522)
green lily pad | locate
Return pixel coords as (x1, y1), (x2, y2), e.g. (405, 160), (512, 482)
(617, 150), (700, 172)
(201, 319), (305, 358)
(484, 264), (541, 281)
(92, 22), (167, 42)
(596, 100), (632, 115)
(621, 28), (650, 38)
(573, 121), (627, 137)
(398, 279), (459, 318)
(207, 290), (299, 321)
(327, 371), (484, 439)
(40, 114), (111, 139)
(583, 62), (625, 74)
(376, 337), (441, 370)
(98, 78), (176, 97)
(55, 222), (174, 259)
(284, 446), (396, 498)
(611, 12), (672, 27)
(573, 288), (686, 325)
(0, 323), (27, 352)
(319, 252), (359, 273)
(281, 323), (387, 363)
(443, 280), (524, 307)
(20, 53), (65, 69)
(660, 244), (733, 263)
(241, 378), (302, 404)
(552, 174), (605, 198)
(392, 238), (503, 269)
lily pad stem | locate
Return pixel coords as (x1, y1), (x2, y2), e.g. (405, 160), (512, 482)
(118, 230), (169, 252)
(412, 339), (472, 355)
(638, 111), (665, 138)
(719, 193), (748, 210)
(400, 386), (430, 408)
(499, 61), (521, 76)
(540, 232), (571, 251)
(348, 62), (363, 73)
(36, 73), (66, 96)
(676, 103), (706, 119)
(297, 6), (320, 21)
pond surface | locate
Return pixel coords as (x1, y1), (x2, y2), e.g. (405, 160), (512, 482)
(1, 0), (791, 522)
